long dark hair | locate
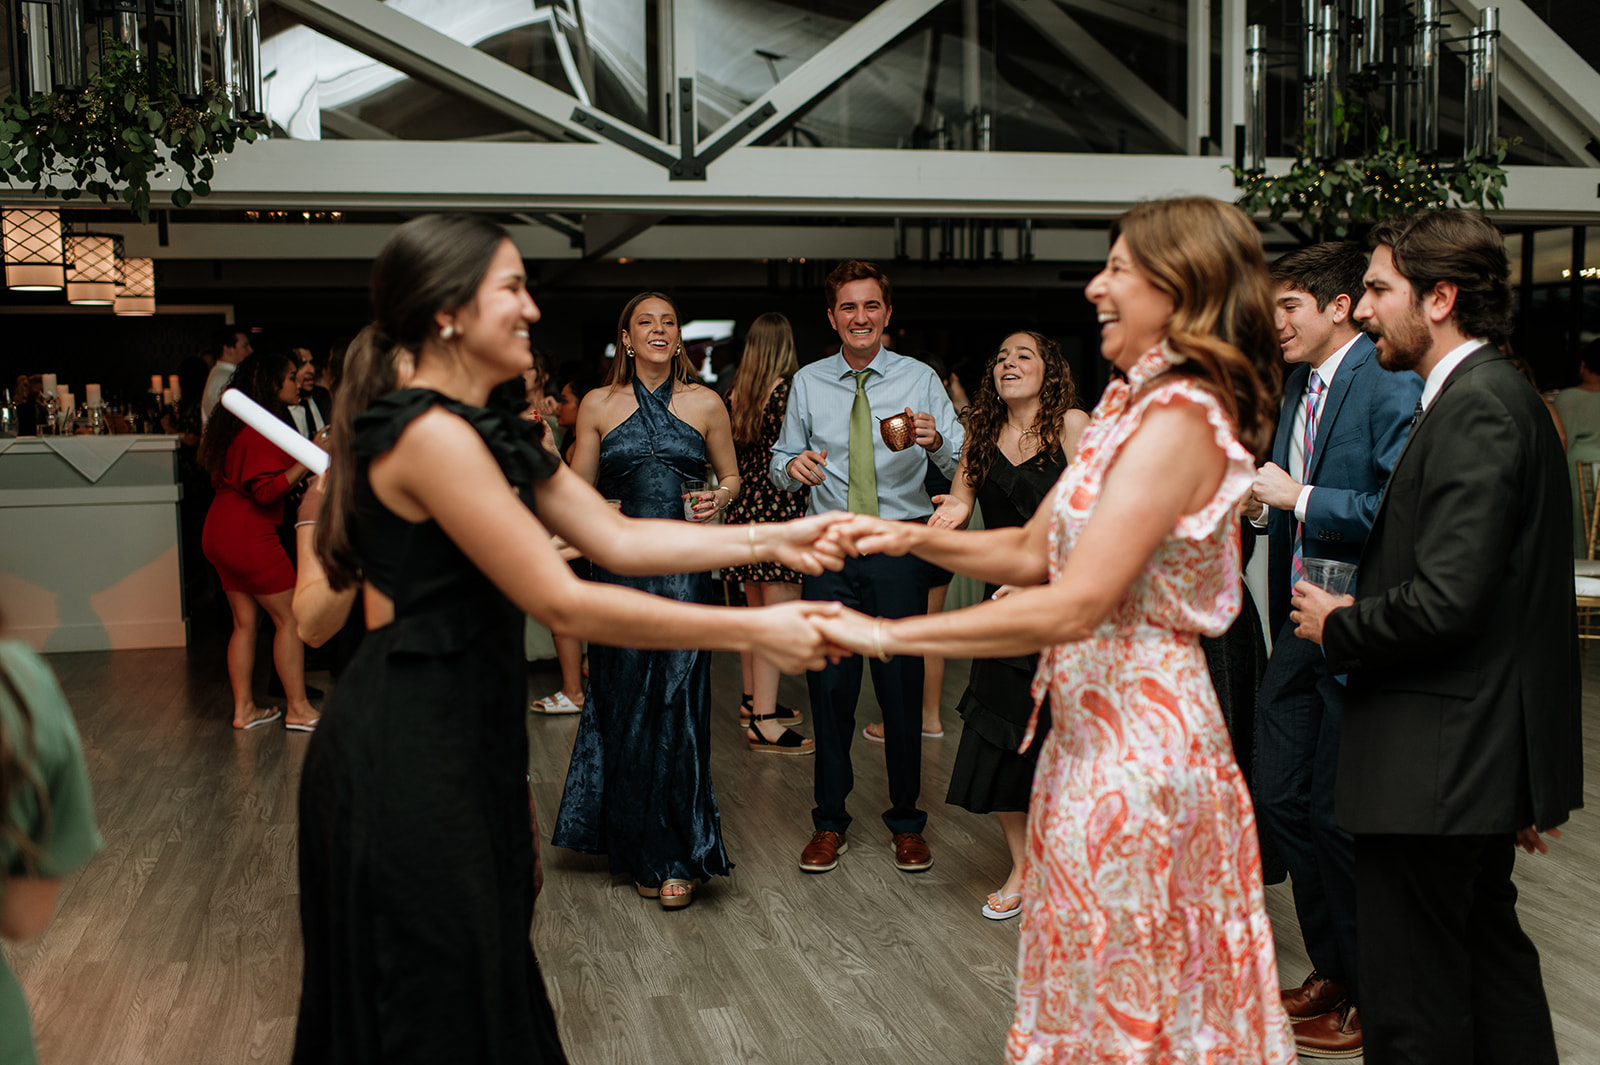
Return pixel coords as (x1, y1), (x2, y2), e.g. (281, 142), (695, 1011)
(961, 331), (1079, 490)
(727, 312), (798, 444)
(604, 291), (696, 387)
(1108, 197), (1280, 461)
(317, 215), (509, 591)
(196, 351), (295, 478)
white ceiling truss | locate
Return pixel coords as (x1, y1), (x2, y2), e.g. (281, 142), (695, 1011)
(5, 0), (1600, 234)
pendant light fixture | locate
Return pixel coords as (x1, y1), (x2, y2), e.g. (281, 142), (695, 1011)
(65, 231), (120, 305)
(113, 256), (157, 316)
(2, 206), (66, 291)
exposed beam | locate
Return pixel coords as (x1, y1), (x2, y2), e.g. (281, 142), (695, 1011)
(1187, 0), (1210, 155)
(274, 0), (661, 151)
(10, 140), (1598, 223)
(1447, 0), (1600, 162)
(1003, 0), (1187, 153)
(1219, 0), (1244, 164)
(1060, 0), (1185, 42)
(582, 213), (665, 259)
(695, 0), (947, 155)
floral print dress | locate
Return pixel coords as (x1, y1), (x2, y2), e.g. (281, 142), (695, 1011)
(723, 376), (808, 585)
(1008, 346), (1295, 1065)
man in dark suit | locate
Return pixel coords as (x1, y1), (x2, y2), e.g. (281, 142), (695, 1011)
(288, 345), (331, 439)
(1247, 242), (1421, 1058)
(1293, 209), (1581, 1064)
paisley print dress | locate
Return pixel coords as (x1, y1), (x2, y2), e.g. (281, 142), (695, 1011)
(1007, 346), (1295, 1065)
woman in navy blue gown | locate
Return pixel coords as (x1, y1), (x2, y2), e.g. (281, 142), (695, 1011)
(553, 293), (741, 909)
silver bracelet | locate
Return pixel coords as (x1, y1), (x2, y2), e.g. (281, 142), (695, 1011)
(294, 520), (318, 529)
(747, 524), (758, 563)
(872, 618), (892, 662)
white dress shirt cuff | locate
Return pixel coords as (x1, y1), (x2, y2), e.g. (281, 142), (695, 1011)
(1294, 484), (1314, 523)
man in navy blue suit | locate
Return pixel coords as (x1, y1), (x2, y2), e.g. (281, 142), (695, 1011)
(1246, 242), (1422, 1059)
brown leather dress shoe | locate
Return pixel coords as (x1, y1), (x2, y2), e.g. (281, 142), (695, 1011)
(1293, 1003), (1361, 1059)
(1280, 970), (1348, 1020)
(799, 830), (847, 873)
(892, 832), (933, 871)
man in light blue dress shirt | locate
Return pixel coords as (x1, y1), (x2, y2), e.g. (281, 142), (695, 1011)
(770, 260), (964, 875)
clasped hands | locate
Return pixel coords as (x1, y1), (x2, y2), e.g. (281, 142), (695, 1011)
(750, 512), (924, 673)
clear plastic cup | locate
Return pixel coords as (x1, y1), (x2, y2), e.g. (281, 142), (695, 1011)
(1303, 558), (1357, 595)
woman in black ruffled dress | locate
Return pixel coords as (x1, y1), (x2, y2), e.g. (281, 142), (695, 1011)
(932, 331), (1088, 921)
(293, 217), (849, 1065)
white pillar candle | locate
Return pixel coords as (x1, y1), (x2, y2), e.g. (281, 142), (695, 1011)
(41, 373), (56, 396)
(85, 383), (102, 408)
(167, 374), (180, 398)
(150, 374), (163, 393)
(162, 388), (173, 406)
(58, 389), (73, 413)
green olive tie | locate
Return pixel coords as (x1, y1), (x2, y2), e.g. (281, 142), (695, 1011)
(847, 370), (878, 516)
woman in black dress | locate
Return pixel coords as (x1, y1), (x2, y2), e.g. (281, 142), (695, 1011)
(294, 216), (849, 1064)
(722, 312), (813, 753)
(933, 331), (1089, 920)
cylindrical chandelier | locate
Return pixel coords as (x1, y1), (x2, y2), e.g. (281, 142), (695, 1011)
(2, 206), (67, 291)
(113, 256), (157, 316)
(65, 232), (120, 305)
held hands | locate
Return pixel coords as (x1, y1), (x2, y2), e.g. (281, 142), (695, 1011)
(752, 600), (854, 673)
(928, 493), (970, 530)
(808, 605), (881, 661)
(768, 512), (853, 574)
(835, 513), (918, 558)
(1289, 580), (1354, 645)
(787, 449), (828, 487)
(909, 408), (942, 451)
(1252, 462), (1302, 512)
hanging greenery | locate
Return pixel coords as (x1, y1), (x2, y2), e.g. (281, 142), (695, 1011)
(0, 37), (266, 225)
(1231, 115), (1512, 242)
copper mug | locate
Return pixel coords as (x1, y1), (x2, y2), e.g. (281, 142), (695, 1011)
(878, 411), (915, 452)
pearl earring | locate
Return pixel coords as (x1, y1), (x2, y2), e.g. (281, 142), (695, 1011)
(441, 324), (458, 340)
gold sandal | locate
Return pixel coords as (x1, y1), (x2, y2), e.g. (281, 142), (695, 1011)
(659, 878), (696, 910)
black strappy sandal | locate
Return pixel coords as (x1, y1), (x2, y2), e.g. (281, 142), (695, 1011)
(738, 694), (802, 729)
(746, 712), (815, 756)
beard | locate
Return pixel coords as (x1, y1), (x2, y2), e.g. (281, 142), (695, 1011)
(1370, 308), (1431, 373)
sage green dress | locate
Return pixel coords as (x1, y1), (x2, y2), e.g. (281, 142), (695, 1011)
(0, 639), (102, 1065)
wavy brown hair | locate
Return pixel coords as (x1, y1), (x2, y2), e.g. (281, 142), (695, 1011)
(604, 291), (696, 387)
(315, 324), (409, 590)
(726, 312), (798, 444)
(196, 352), (295, 478)
(961, 331), (1079, 490)
(1108, 197), (1281, 460)
(317, 214), (510, 591)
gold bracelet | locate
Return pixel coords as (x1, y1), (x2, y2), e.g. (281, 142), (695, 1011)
(872, 618), (892, 662)
(747, 524), (758, 563)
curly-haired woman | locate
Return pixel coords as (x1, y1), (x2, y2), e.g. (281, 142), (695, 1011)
(929, 331), (1088, 920)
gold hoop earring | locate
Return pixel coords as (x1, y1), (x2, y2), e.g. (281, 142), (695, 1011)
(624, 342), (635, 358)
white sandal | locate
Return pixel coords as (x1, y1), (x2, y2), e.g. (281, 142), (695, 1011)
(530, 691), (582, 715)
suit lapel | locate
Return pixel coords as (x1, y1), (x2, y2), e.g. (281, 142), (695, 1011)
(1363, 342), (1499, 538)
(1305, 337), (1373, 483)
(1274, 363), (1308, 469)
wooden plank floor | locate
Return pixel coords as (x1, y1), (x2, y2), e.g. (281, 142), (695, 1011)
(7, 632), (1600, 1063)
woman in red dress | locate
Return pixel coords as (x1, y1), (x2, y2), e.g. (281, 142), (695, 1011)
(199, 352), (319, 731)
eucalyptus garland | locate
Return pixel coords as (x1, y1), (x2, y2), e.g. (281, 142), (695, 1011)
(1231, 121), (1511, 242)
(0, 37), (265, 224)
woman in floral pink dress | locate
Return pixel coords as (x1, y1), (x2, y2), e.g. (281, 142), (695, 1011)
(820, 197), (1295, 1064)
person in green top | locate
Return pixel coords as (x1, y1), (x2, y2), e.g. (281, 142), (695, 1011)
(0, 629), (102, 1065)
(1551, 340), (1600, 555)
